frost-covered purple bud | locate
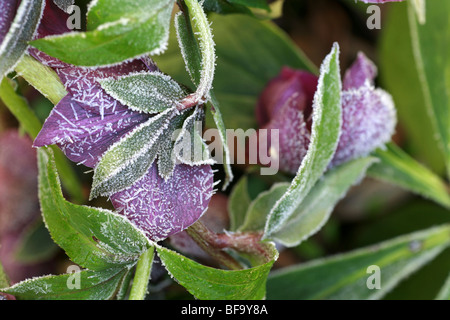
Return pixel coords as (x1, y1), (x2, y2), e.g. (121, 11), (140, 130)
(256, 67), (318, 174)
(256, 67), (318, 127)
(258, 53), (397, 174)
(331, 52), (396, 167)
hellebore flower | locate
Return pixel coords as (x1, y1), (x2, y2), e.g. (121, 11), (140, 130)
(256, 52), (396, 174)
(30, 3), (214, 242)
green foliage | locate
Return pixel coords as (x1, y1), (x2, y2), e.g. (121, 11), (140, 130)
(263, 43), (342, 239)
(157, 244), (278, 300)
(267, 225), (450, 299)
(31, 0), (175, 66)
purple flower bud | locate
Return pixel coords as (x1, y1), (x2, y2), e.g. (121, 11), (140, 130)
(255, 67), (318, 174)
(258, 53), (397, 174)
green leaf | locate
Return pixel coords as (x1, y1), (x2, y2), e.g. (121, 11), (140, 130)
(0, 0), (45, 78)
(408, 1), (450, 178)
(239, 183), (289, 232)
(0, 77), (42, 138)
(228, 176), (252, 231)
(368, 143), (450, 209)
(154, 13), (317, 131)
(2, 267), (128, 300)
(99, 72), (186, 114)
(38, 148), (150, 271)
(173, 107), (214, 166)
(239, 158), (375, 246)
(175, 10), (234, 189)
(156, 244), (278, 300)
(271, 157), (377, 247)
(15, 55), (67, 105)
(379, 2), (445, 174)
(436, 272), (450, 300)
(267, 224), (450, 300)
(30, 0), (175, 66)
(263, 43), (342, 239)
(90, 109), (176, 198)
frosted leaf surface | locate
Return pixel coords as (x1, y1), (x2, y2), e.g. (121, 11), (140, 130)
(0, 0), (45, 77)
(33, 95), (149, 168)
(110, 163), (214, 242)
(91, 108), (176, 198)
(174, 107), (214, 166)
(99, 71), (186, 114)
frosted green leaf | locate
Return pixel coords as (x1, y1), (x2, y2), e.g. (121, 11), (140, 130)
(0, 0), (45, 78)
(239, 183), (289, 232)
(175, 11), (233, 189)
(99, 71), (187, 114)
(157, 243), (278, 300)
(91, 108), (176, 198)
(156, 111), (191, 180)
(37, 148), (151, 271)
(271, 157), (377, 247)
(174, 107), (214, 166)
(1, 267), (128, 300)
(267, 225), (450, 300)
(263, 43), (342, 239)
(31, 0), (175, 66)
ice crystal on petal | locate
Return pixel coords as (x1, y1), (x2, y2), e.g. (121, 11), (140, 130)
(110, 163), (214, 242)
(343, 52), (377, 90)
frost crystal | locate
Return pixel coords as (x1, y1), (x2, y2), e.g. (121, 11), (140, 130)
(110, 163), (214, 242)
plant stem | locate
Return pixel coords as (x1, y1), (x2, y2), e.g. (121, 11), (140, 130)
(128, 246), (155, 300)
(187, 221), (271, 269)
(179, 0), (216, 108)
(186, 222), (243, 270)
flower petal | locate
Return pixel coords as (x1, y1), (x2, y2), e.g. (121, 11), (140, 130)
(256, 67), (317, 127)
(34, 95), (149, 167)
(343, 52), (377, 90)
(332, 84), (397, 167)
(262, 95), (311, 175)
(110, 163), (214, 242)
